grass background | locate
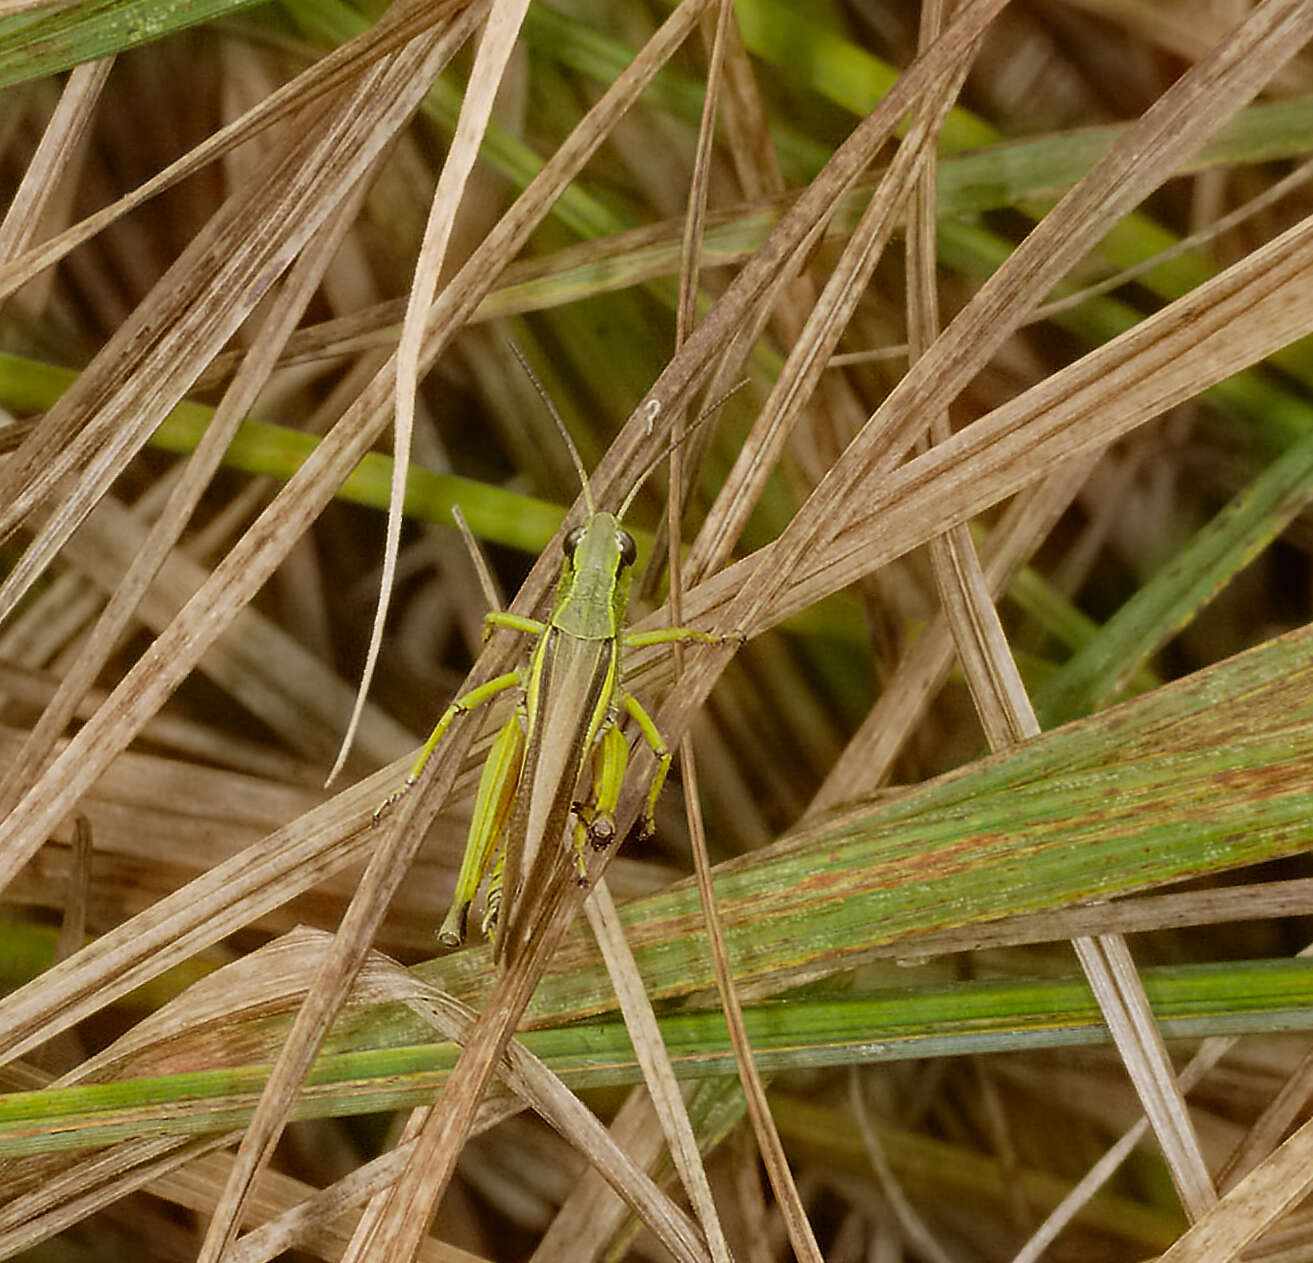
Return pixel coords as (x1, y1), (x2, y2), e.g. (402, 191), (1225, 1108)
(3, 0), (1313, 1259)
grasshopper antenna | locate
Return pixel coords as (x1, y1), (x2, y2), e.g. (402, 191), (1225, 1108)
(510, 340), (746, 527)
(616, 378), (749, 522)
(507, 341), (595, 517)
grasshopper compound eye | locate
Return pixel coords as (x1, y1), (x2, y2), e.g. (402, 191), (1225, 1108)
(616, 529), (637, 568)
(563, 526), (586, 560)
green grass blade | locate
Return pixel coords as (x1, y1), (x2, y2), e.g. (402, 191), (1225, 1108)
(0, 0), (268, 88)
(300, 619), (1313, 1031)
(1036, 425), (1313, 725)
(4, 958), (1313, 1159)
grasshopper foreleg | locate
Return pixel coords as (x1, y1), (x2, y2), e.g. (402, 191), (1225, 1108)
(484, 610), (546, 641)
(622, 625), (740, 652)
(373, 670), (522, 824)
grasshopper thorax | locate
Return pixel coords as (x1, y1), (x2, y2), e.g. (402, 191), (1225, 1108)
(554, 511), (636, 640)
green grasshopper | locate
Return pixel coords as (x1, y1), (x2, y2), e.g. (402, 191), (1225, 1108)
(390, 407), (731, 966)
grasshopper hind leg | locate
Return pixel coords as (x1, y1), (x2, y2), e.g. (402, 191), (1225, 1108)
(569, 691), (675, 882)
(570, 721), (630, 878)
(437, 707), (525, 947)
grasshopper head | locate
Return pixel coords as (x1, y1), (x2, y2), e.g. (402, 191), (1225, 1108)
(562, 512), (637, 571)
(556, 511), (637, 635)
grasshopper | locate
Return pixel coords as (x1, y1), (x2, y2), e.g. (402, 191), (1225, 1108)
(389, 404), (731, 966)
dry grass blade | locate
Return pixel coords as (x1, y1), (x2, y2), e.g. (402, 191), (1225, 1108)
(332, 0), (533, 783)
(584, 879), (729, 1263)
(1068, 935), (1215, 1217)
(9, 1), (1313, 1256)
(1156, 1112), (1313, 1262)
(0, 56), (109, 263)
(727, 0), (1313, 646)
(0, 166), (384, 824)
(906, 0), (1212, 1225)
(0, 0), (475, 302)
(666, 1), (818, 1257)
(677, 739), (823, 1263)
(906, 0), (1025, 750)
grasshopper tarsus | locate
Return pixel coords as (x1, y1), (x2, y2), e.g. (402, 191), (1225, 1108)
(372, 781), (411, 826)
(574, 801), (617, 850)
(437, 903), (468, 949)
